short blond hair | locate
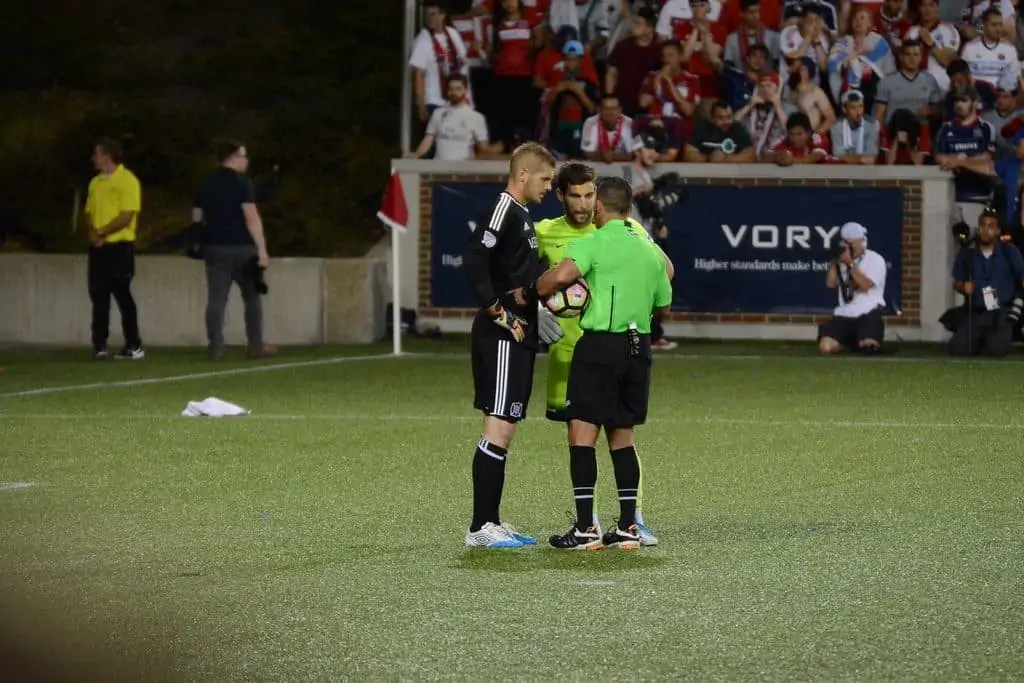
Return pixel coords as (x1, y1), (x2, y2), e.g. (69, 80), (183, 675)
(510, 142), (556, 175)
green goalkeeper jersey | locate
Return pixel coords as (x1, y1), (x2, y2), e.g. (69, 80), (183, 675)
(535, 215), (597, 350)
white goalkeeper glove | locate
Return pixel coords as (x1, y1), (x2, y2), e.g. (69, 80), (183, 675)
(537, 303), (564, 345)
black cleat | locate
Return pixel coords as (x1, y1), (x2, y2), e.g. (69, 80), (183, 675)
(549, 524), (603, 550)
(601, 523), (641, 550)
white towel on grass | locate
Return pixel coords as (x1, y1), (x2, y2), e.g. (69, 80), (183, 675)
(181, 397), (249, 417)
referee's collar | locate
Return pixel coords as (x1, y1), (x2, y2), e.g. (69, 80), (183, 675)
(602, 218), (631, 230)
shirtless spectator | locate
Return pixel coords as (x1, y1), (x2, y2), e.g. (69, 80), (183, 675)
(787, 56), (836, 135)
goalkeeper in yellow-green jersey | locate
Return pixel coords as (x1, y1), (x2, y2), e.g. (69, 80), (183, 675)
(535, 162), (659, 547)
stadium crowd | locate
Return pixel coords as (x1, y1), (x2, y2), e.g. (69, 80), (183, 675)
(408, 0), (1024, 219)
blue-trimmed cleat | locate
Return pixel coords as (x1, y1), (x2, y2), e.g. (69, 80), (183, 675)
(636, 521), (659, 547)
(465, 522), (523, 548)
(501, 522), (537, 545)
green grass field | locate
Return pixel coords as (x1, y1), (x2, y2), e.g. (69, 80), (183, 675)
(1, 338), (1022, 682)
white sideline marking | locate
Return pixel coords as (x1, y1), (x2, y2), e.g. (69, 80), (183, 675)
(0, 482), (37, 492)
(575, 580), (616, 586)
(0, 353), (395, 398)
(0, 413), (1020, 431)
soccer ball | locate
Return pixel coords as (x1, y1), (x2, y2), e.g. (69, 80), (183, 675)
(545, 280), (589, 318)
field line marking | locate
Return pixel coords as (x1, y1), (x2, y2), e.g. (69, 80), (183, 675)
(0, 353), (395, 399)
(398, 350), (1024, 366)
(0, 413), (1019, 430)
(0, 482), (37, 492)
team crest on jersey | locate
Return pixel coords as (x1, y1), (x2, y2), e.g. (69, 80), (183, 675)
(482, 230), (497, 248)
(523, 221), (532, 232)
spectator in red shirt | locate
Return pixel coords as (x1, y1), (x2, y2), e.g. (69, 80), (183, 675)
(764, 111), (831, 164)
(485, 0), (541, 152)
(639, 40), (702, 122)
(533, 25), (599, 90)
(605, 7), (664, 117)
(881, 107), (932, 163)
(542, 39), (600, 158)
(675, 0), (728, 98)
(877, 0), (912, 48)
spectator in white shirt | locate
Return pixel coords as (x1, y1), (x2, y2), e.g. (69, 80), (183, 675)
(581, 94), (636, 162)
(903, 0), (961, 92)
(408, 75), (489, 161)
(961, 8), (1021, 91)
(409, 3), (470, 125)
(818, 222), (889, 354)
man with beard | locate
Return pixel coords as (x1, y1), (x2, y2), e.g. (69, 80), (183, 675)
(949, 207), (1024, 356)
(535, 162), (670, 548)
(408, 74), (490, 161)
(935, 83), (997, 228)
(830, 90), (879, 164)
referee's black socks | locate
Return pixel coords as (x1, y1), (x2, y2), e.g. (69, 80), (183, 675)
(470, 438), (507, 532)
(610, 446), (640, 529)
(569, 445), (597, 531)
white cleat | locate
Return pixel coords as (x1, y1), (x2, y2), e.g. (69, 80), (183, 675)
(465, 522), (523, 548)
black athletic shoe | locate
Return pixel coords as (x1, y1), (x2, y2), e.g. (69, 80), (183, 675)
(549, 524), (603, 550)
(601, 523), (641, 550)
(115, 346), (145, 360)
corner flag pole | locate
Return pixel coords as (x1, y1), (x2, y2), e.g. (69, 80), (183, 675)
(377, 168), (409, 356)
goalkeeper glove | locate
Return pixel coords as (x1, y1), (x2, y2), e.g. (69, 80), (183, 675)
(487, 301), (528, 342)
(537, 303), (564, 345)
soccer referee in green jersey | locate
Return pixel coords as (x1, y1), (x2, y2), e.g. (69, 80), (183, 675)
(531, 176), (673, 550)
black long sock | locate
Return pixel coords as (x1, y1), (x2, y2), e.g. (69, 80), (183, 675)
(569, 445), (597, 532)
(610, 446), (640, 529)
(470, 438), (507, 532)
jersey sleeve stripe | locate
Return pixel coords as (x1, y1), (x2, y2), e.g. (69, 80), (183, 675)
(488, 193), (511, 233)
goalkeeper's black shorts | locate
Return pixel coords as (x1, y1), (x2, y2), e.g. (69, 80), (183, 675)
(471, 315), (536, 423)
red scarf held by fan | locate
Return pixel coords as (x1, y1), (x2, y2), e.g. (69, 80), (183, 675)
(598, 115), (625, 153)
(430, 28), (463, 94)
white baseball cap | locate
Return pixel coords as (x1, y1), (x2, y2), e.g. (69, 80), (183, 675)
(840, 222), (868, 240)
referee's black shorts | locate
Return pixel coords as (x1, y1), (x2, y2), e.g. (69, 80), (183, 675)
(566, 332), (652, 429)
(471, 315), (536, 422)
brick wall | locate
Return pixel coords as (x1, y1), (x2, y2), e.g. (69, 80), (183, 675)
(417, 174), (921, 327)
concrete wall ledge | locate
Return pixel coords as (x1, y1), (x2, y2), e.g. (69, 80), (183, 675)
(0, 255), (387, 347)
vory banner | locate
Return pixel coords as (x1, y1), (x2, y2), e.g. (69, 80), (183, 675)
(429, 182), (902, 314)
(663, 186), (902, 314)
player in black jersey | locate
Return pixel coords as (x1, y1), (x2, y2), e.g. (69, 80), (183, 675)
(462, 142), (557, 549)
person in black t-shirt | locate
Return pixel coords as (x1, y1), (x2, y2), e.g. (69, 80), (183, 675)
(192, 141), (274, 360)
(684, 100), (757, 161)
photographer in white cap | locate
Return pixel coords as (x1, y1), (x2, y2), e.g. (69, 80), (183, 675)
(817, 222), (889, 354)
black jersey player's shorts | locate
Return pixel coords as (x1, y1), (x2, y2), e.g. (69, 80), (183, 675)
(471, 316), (537, 422)
(566, 332), (652, 429)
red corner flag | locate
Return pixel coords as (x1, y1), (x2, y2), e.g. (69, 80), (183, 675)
(376, 170), (408, 233)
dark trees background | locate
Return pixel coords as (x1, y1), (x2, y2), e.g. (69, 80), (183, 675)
(0, 0), (404, 256)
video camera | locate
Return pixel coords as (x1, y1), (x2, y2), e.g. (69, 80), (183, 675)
(633, 172), (689, 233)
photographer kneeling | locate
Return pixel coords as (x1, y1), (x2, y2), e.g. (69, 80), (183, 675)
(948, 208), (1024, 357)
(817, 222), (888, 355)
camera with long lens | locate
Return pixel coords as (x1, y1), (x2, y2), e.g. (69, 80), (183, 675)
(633, 172), (689, 232)
(830, 239), (851, 260)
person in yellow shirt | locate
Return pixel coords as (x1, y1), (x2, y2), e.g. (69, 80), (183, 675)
(83, 138), (144, 360)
